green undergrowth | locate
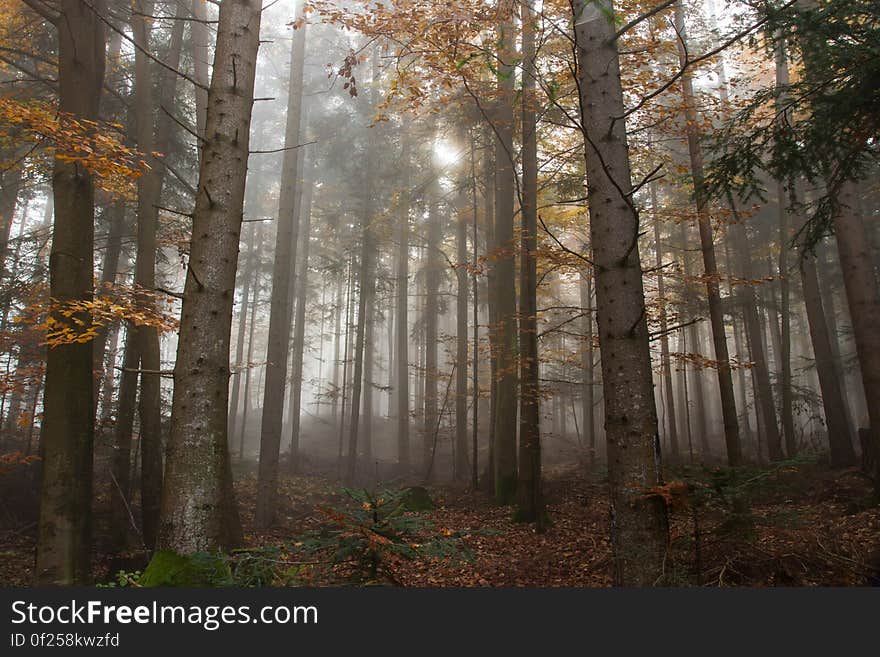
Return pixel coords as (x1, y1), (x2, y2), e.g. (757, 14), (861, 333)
(104, 486), (473, 587)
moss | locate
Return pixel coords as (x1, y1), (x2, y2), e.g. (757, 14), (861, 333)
(400, 486), (434, 512)
(139, 550), (232, 587)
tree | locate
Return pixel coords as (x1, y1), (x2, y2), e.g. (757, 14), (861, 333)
(255, 14), (306, 528)
(491, 1), (519, 504)
(673, 0), (742, 467)
(516, 0), (541, 525)
(157, 0), (262, 553)
(35, 0), (106, 585)
(572, 0), (668, 585)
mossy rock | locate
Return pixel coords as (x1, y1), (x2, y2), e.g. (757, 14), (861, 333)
(140, 550), (232, 587)
(400, 486), (434, 511)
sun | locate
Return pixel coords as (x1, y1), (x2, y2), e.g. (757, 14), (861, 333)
(432, 139), (459, 167)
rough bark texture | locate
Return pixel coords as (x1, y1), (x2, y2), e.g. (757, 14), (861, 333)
(492, 2), (519, 503)
(36, 0), (105, 585)
(255, 19), (306, 528)
(573, 0), (668, 586)
(157, 0), (261, 553)
(516, 0), (541, 524)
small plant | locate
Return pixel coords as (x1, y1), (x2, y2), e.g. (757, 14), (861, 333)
(291, 487), (468, 584)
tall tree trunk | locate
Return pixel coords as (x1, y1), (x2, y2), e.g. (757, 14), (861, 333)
(93, 201), (126, 417)
(255, 18), (306, 528)
(230, 222), (256, 439)
(288, 165), (314, 473)
(516, 0), (541, 523)
(579, 268), (596, 468)
(455, 147), (470, 482)
(421, 186), (441, 479)
(36, 0), (106, 585)
(491, 2), (518, 503)
(800, 252), (856, 466)
(395, 143), (410, 472)
(573, 0), (668, 585)
(469, 129), (480, 488)
(157, 0), (261, 553)
(832, 182), (880, 490)
(131, 0), (168, 551)
(730, 213), (783, 460)
(483, 128), (496, 493)
(651, 182), (679, 461)
(674, 0), (741, 466)
(772, 37), (797, 459)
(239, 228), (262, 459)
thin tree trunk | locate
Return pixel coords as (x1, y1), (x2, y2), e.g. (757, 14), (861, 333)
(651, 182), (679, 461)
(288, 166), (314, 473)
(395, 143), (410, 472)
(674, 0), (741, 466)
(421, 185), (441, 479)
(255, 18), (306, 528)
(230, 222), (256, 439)
(455, 146), (470, 482)
(800, 252), (856, 466)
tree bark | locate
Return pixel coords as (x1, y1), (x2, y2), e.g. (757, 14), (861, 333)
(255, 19), (306, 528)
(573, 0), (668, 586)
(157, 0), (261, 553)
(491, 2), (518, 503)
(287, 163), (314, 473)
(674, 0), (741, 466)
(395, 142), (410, 472)
(516, 0), (541, 523)
(800, 252), (856, 466)
(651, 182), (679, 461)
(36, 0), (105, 585)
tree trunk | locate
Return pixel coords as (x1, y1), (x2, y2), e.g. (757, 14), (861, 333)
(516, 0), (541, 523)
(651, 182), (679, 461)
(230, 222), (256, 439)
(421, 185), (441, 479)
(730, 216), (783, 461)
(455, 144), (470, 483)
(573, 0), (668, 586)
(800, 252), (856, 466)
(674, 0), (741, 466)
(832, 182), (880, 491)
(395, 143), (410, 472)
(579, 268), (596, 468)
(491, 2), (518, 503)
(288, 164), (314, 473)
(157, 0), (261, 553)
(255, 19), (306, 528)
(36, 0), (105, 585)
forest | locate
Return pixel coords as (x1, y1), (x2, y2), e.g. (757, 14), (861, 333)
(0, 0), (878, 589)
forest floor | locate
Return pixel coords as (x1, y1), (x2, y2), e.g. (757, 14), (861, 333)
(1, 458), (878, 586)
